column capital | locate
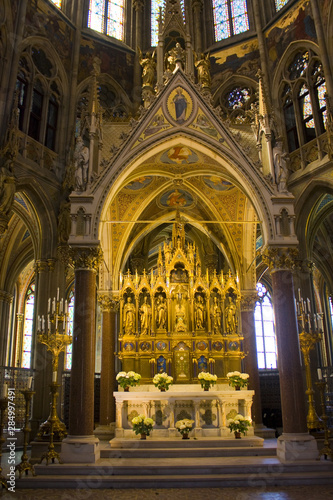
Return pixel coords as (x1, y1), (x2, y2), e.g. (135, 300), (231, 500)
(294, 259), (315, 274)
(0, 290), (13, 303)
(262, 246), (299, 272)
(70, 245), (103, 272)
(98, 293), (120, 313)
(192, 0), (203, 10)
(35, 259), (49, 273)
(16, 312), (24, 321)
(133, 0), (144, 11)
(240, 292), (258, 312)
(47, 258), (56, 272)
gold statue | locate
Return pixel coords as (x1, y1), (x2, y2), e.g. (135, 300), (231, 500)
(123, 296), (136, 335)
(212, 296), (222, 334)
(194, 52), (211, 89)
(175, 297), (186, 332)
(138, 48), (156, 88)
(225, 296), (237, 333)
(195, 295), (205, 329)
(139, 296), (152, 335)
(156, 295), (167, 329)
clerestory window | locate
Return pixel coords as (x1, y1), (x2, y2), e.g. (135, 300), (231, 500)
(254, 283), (277, 370)
(213, 0), (249, 42)
(88, 0), (125, 40)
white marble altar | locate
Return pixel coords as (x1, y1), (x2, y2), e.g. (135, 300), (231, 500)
(114, 384), (254, 438)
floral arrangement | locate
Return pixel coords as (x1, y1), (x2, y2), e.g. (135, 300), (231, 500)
(227, 414), (252, 435)
(226, 371), (249, 388)
(198, 372), (217, 390)
(116, 371), (141, 390)
(153, 372), (173, 391)
(131, 414), (154, 437)
(175, 419), (195, 438)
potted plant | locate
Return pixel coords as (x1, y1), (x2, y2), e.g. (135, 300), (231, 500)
(226, 371), (249, 390)
(198, 372), (217, 391)
(131, 414), (154, 439)
(175, 419), (195, 439)
(227, 414), (252, 438)
(116, 371), (141, 391)
(153, 372), (173, 391)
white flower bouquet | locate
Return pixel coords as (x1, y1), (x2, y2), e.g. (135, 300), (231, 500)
(226, 371), (249, 388)
(131, 414), (154, 437)
(198, 372), (217, 390)
(175, 419), (194, 438)
(227, 414), (252, 435)
(116, 371), (141, 390)
(153, 372), (173, 391)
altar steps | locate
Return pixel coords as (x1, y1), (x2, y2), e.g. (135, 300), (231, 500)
(16, 439), (333, 489)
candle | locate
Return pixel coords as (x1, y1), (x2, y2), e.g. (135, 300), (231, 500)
(27, 376), (33, 389)
(1, 383), (7, 399)
(307, 298), (311, 313)
(65, 300), (68, 314)
(57, 287), (60, 301)
(52, 371), (57, 383)
(298, 288), (301, 301)
(48, 298), (51, 313)
(60, 299), (63, 314)
(317, 368), (323, 380)
(42, 315), (45, 330)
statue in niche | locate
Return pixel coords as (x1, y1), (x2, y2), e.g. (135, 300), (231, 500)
(156, 295), (167, 329)
(165, 43), (185, 73)
(123, 296), (136, 335)
(194, 295), (205, 329)
(57, 200), (71, 244)
(175, 297), (186, 332)
(194, 52), (211, 89)
(139, 296), (151, 335)
(273, 141), (289, 193)
(225, 296), (237, 334)
(138, 48), (156, 88)
(163, 240), (171, 264)
(211, 296), (222, 334)
(74, 136), (89, 191)
(0, 155), (16, 218)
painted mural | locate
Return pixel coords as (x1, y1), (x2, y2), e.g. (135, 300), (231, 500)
(124, 177), (153, 191)
(203, 176), (234, 191)
(166, 87), (193, 124)
(158, 189), (195, 209)
(160, 146), (198, 164)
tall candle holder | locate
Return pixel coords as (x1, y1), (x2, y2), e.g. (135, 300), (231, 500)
(296, 292), (323, 430)
(40, 383), (62, 465)
(15, 390), (36, 478)
(315, 380), (333, 460)
(36, 289), (72, 441)
(0, 397), (8, 489)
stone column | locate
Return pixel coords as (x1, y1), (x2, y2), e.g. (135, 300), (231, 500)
(61, 245), (103, 463)
(15, 313), (24, 366)
(94, 293), (119, 441)
(192, 0), (203, 54)
(0, 291), (13, 366)
(262, 247), (318, 461)
(133, 0), (144, 106)
(241, 292), (264, 430)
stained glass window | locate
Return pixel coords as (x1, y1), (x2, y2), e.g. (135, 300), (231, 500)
(313, 63), (327, 132)
(288, 51), (309, 80)
(226, 87), (250, 108)
(88, 0), (124, 40)
(213, 0), (249, 42)
(65, 289), (74, 370)
(298, 84), (316, 142)
(22, 284), (35, 369)
(151, 0), (184, 46)
(275, 0), (289, 11)
(50, 0), (62, 7)
(255, 283), (277, 370)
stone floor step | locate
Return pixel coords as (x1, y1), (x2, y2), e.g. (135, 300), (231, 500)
(17, 470), (333, 489)
(109, 436), (264, 449)
(101, 446), (276, 458)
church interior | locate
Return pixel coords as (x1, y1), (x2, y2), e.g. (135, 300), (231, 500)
(0, 0), (333, 491)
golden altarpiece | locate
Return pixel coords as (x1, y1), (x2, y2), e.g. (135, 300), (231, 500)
(117, 215), (244, 383)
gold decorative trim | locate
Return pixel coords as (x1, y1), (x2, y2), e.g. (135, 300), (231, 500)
(98, 294), (120, 313)
(70, 246), (103, 271)
(240, 293), (258, 312)
(262, 246), (298, 271)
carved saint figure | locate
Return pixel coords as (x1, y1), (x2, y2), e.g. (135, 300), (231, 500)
(225, 296), (237, 333)
(273, 141), (289, 193)
(156, 295), (167, 329)
(123, 296), (136, 335)
(138, 48), (156, 88)
(139, 296), (151, 335)
(194, 52), (211, 89)
(165, 43), (185, 73)
(0, 158), (16, 217)
(74, 136), (89, 191)
(57, 200), (71, 244)
(175, 298), (186, 332)
(195, 295), (205, 330)
(212, 296), (222, 334)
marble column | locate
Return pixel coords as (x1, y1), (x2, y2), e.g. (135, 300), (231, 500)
(0, 290), (13, 366)
(94, 293), (119, 441)
(241, 292), (264, 429)
(262, 247), (318, 461)
(61, 245), (103, 463)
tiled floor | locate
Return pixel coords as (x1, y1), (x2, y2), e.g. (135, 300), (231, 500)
(1, 485), (333, 500)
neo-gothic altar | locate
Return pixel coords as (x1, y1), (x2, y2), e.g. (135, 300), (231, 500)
(118, 214), (245, 384)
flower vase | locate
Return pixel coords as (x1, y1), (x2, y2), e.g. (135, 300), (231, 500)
(140, 433), (146, 440)
(124, 387), (129, 392)
(234, 431), (241, 439)
(235, 385), (240, 391)
(182, 433), (189, 440)
(204, 387), (209, 391)
(160, 388), (166, 392)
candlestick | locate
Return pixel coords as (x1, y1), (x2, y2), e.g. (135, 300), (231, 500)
(27, 376), (33, 389)
(1, 384), (7, 399)
(317, 368), (322, 380)
(15, 389), (36, 478)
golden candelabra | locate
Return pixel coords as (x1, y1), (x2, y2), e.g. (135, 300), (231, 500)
(40, 383), (62, 465)
(0, 397), (8, 489)
(36, 289), (72, 441)
(296, 292), (323, 430)
(315, 381), (333, 460)
(15, 389), (36, 478)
